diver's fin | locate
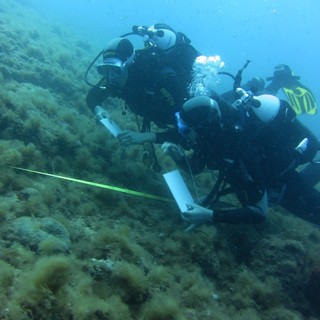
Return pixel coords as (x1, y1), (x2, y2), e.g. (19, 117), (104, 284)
(280, 84), (317, 115)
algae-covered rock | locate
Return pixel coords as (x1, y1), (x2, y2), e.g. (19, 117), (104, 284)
(8, 216), (71, 253)
(250, 237), (307, 284)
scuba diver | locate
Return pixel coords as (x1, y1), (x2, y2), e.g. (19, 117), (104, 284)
(162, 81), (320, 226)
(221, 63), (317, 116)
(265, 64), (320, 187)
(85, 23), (199, 171)
(220, 62), (320, 188)
(265, 64), (317, 116)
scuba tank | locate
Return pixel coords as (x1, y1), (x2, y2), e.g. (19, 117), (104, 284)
(233, 88), (281, 124)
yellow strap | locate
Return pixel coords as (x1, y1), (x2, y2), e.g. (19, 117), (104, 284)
(9, 166), (172, 203)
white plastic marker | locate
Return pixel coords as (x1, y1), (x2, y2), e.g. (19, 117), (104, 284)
(95, 106), (122, 137)
(295, 138), (309, 154)
(163, 169), (194, 212)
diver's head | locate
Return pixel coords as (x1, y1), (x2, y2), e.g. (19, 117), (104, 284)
(245, 77), (265, 93)
(97, 38), (135, 87)
(146, 24), (177, 50)
(266, 64), (300, 84)
(176, 96), (221, 142)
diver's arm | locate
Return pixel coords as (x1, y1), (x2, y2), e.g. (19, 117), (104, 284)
(213, 189), (268, 224)
(118, 131), (156, 146)
(155, 128), (182, 145)
(86, 84), (109, 113)
(181, 190), (267, 226)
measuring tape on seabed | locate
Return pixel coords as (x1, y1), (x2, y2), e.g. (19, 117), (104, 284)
(9, 166), (172, 203)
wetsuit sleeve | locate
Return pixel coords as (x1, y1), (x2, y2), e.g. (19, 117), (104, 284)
(86, 84), (110, 113)
(213, 190), (268, 224)
(155, 128), (182, 145)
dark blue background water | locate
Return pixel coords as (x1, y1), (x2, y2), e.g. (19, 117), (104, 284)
(29, 0), (320, 137)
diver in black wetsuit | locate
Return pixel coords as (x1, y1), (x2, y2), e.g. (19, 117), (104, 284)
(86, 24), (199, 147)
(221, 63), (320, 194)
(162, 93), (320, 226)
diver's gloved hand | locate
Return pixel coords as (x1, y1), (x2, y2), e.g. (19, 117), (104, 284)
(161, 142), (184, 161)
(94, 105), (108, 120)
(117, 131), (156, 146)
(181, 203), (214, 225)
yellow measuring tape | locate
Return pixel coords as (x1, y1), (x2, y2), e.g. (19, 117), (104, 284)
(9, 166), (172, 203)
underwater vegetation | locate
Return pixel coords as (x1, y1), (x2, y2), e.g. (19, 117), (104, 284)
(0, 0), (319, 319)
